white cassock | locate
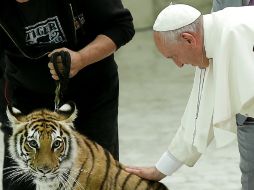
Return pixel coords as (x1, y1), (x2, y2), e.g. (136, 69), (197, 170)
(161, 6), (254, 169)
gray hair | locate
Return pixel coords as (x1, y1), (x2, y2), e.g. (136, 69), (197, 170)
(158, 16), (203, 44)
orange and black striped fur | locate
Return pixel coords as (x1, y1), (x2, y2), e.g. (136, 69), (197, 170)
(5, 102), (169, 190)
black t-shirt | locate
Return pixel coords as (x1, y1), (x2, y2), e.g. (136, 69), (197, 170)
(5, 1), (70, 94)
(3, 0), (132, 97)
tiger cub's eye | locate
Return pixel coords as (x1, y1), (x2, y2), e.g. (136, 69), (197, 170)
(28, 140), (38, 148)
(52, 140), (62, 149)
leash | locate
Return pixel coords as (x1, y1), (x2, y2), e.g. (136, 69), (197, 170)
(50, 51), (71, 111)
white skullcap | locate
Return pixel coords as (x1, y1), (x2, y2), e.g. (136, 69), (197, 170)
(153, 4), (201, 31)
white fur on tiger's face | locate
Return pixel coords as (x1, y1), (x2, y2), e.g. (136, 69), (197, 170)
(5, 102), (169, 190)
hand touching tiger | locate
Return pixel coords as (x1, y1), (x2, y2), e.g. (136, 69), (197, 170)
(125, 166), (166, 181)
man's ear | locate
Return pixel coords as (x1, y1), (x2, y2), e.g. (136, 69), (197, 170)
(180, 32), (197, 45)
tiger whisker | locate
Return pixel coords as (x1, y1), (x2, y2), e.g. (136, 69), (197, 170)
(5, 155), (15, 159)
(3, 165), (28, 170)
(52, 168), (88, 189)
(3, 156), (20, 164)
(15, 172), (32, 183)
(58, 173), (70, 190)
(62, 169), (86, 190)
(4, 170), (32, 187)
(59, 167), (91, 175)
(3, 165), (33, 184)
(4, 171), (24, 180)
(3, 166), (22, 171)
(7, 169), (30, 180)
(3, 167), (27, 176)
(64, 172), (78, 189)
(57, 169), (85, 190)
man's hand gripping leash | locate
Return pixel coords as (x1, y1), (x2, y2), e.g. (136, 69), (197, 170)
(49, 51), (71, 111)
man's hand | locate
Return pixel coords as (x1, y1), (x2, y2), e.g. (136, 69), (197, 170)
(48, 48), (83, 80)
(125, 166), (166, 181)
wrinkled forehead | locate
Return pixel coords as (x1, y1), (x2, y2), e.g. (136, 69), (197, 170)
(153, 32), (174, 48)
(153, 32), (176, 56)
(153, 32), (162, 43)
(153, 32), (165, 51)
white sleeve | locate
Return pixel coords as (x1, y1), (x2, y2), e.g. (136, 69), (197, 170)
(155, 151), (183, 176)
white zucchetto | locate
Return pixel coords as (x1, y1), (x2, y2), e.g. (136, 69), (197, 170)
(153, 4), (201, 31)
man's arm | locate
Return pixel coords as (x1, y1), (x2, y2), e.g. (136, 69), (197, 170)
(48, 0), (135, 80)
(48, 35), (117, 80)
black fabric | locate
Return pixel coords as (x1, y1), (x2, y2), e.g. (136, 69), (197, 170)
(236, 113), (248, 126)
(244, 117), (254, 125)
(236, 114), (254, 126)
(16, 0), (53, 27)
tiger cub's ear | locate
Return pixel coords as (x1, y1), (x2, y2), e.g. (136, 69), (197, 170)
(57, 101), (77, 123)
(6, 105), (24, 125)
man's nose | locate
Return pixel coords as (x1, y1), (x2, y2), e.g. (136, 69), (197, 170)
(174, 61), (184, 68)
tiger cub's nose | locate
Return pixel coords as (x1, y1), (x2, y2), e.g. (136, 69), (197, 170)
(37, 165), (52, 174)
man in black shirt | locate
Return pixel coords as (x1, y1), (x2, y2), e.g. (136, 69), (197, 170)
(0, 0), (135, 189)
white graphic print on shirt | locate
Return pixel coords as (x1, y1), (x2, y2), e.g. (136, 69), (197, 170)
(24, 16), (66, 46)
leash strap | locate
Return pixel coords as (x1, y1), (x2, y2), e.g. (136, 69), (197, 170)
(50, 51), (71, 111)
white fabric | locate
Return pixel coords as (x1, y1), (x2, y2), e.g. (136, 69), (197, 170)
(153, 4), (201, 31)
(165, 6), (254, 167)
(155, 151), (183, 176)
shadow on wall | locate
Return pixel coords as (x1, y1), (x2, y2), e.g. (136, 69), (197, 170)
(122, 0), (212, 32)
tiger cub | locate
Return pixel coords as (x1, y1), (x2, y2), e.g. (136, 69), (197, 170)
(5, 102), (169, 190)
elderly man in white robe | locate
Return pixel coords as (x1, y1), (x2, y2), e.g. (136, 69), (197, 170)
(125, 4), (254, 190)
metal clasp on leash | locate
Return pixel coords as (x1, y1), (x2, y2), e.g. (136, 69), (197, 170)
(49, 51), (71, 111)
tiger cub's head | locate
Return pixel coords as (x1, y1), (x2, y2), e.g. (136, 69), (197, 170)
(6, 102), (78, 184)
